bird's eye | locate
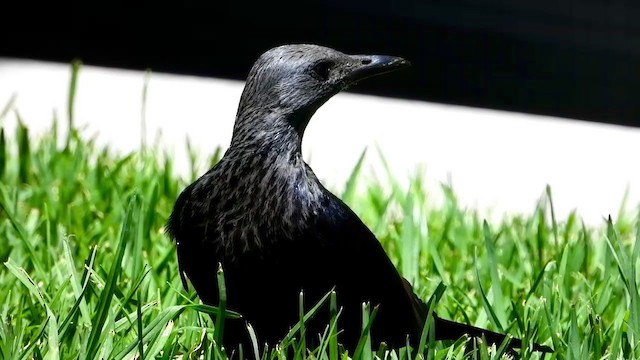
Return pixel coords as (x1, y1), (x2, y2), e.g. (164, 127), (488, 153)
(312, 60), (334, 81)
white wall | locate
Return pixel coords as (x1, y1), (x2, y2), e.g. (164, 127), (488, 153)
(1, 58), (639, 226)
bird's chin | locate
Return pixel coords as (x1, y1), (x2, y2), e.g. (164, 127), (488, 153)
(338, 80), (357, 91)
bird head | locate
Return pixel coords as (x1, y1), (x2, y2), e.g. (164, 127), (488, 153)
(234, 44), (410, 139)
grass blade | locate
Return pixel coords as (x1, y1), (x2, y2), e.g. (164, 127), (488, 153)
(417, 282), (446, 357)
(546, 185), (559, 247)
(140, 69), (151, 151)
(246, 322), (260, 360)
(17, 317), (49, 360)
(213, 264), (227, 346)
(4, 261), (59, 360)
(0, 94), (16, 123)
(341, 148), (367, 204)
(62, 237), (92, 326)
(111, 305), (187, 360)
(473, 249), (504, 333)
(16, 114), (30, 184)
(482, 221), (505, 328)
(66, 60), (81, 150)
(298, 291), (306, 357)
(282, 289), (333, 345)
(137, 292), (144, 359)
(0, 128), (5, 180)
(85, 194), (140, 359)
(329, 291), (339, 360)
(352, 303), (378, 360)
(0, 185), (45, 275)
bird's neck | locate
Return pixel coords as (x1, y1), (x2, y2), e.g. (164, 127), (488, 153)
(230, 110), (309, 155)
(215, 112), (327, 254)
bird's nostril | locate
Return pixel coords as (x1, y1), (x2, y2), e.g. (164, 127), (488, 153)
(361, 59), (372, 65)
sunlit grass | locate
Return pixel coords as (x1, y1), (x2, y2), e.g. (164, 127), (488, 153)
(0, 65), (639, 359)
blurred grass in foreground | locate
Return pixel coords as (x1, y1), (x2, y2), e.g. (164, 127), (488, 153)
(0, 66), (639, 359)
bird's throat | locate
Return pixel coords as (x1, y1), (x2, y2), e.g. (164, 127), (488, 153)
(231, 111), (309, 152)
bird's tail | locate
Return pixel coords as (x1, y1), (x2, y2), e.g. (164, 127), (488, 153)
(402, 279), (552, 353)
(433, 316), (553, 354)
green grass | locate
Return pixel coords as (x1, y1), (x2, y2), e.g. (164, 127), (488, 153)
(1, 65), (639, 360)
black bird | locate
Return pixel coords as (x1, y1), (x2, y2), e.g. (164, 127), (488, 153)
(167, 44), (552, 355)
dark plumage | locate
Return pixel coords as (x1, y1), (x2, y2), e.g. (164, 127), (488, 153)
(167, 44), (552, 355)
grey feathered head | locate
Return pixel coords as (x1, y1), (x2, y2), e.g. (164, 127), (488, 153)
(232, 44), (409, 142)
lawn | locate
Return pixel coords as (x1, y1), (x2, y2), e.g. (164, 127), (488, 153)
(0, 67), (639, 359)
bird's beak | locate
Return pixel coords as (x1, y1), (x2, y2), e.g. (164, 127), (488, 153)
(343, 54), (410, 85)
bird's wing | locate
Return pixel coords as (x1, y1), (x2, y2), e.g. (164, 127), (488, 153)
(316, 192), (428, 345)
(323, 193), (553, 353)
(166, 182), (199, 291)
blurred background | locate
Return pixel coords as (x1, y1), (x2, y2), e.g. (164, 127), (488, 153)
(1, 0), (639, 224)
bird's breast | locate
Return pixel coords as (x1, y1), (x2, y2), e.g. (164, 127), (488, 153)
(204, 159), (326, 258)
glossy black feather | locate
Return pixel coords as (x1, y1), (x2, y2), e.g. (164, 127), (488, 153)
(166, 44), (553, 355)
